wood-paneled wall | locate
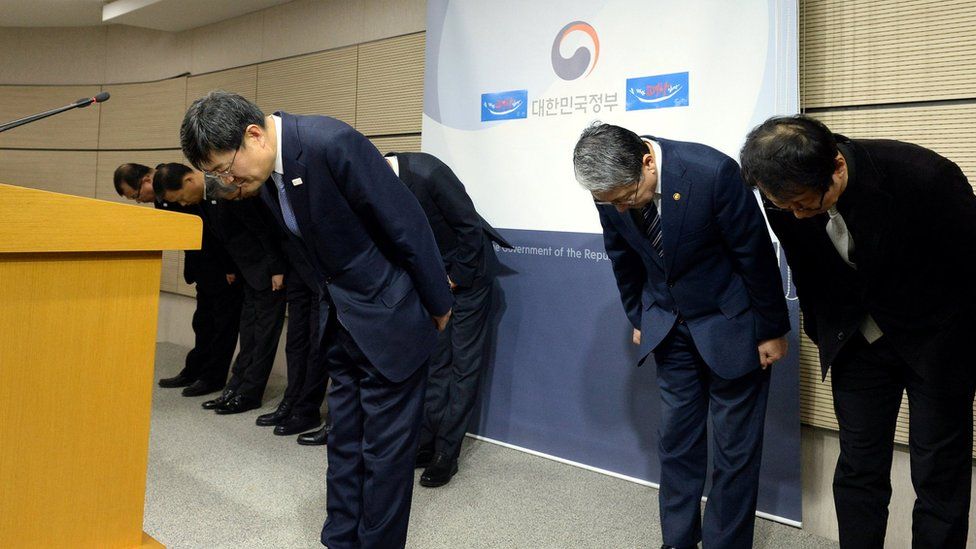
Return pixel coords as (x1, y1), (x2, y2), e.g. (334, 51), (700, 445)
(798, 0), (976, 455)
(0, 32), (425, 299)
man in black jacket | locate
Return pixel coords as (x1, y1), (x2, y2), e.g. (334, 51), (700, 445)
(113, 163), (242, 397)
(384, 151), (512, 487)
(740, 115), (976, 548)
(153, 163), (288, 414)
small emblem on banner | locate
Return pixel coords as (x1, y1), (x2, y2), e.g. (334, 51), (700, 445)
(292, 178), (303, 186)
(481, 90), (528, 122)
(626, 72), (690, 111)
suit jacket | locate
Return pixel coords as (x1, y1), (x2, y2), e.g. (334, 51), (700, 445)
(213, 198), (287, 291)
(155, 200), (235, 290)
(260, 112), (453, 382)
(388, 151), (513, 290)
(599, 137), (790, 379)
(767, 136), (976, 381)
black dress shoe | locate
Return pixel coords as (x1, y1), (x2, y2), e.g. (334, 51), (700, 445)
(419, 453), (458, 488)
(415, 445), (435, 468)
(273, 414), (320, 436)
(158, 373), (194, 388)
(181, 380), (222, 397)
(297, 424), (331, 446)
(256, 399), (294, 426)
(214, 395), (261, 415)
(202, 388), (235, 410)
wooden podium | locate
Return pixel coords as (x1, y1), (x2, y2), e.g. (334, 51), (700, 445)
(0, 183), (201, 548)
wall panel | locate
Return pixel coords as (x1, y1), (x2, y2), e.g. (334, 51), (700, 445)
(98, 78), (188, 150)
(256, 47), (358, 126)
(0, 86), (102, 150)
(369, 134), (421, 155)
(186, 66), (258, 107)
(801, 0), (976, 107)
(356, 33), (425, 136)
(0, 150), (97, 198)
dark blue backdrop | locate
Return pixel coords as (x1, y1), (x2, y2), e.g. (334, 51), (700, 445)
(469, 228), (802, 523)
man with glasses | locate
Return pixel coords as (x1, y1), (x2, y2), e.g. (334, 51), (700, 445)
(741, 115), (976, 549)
(180, 91), (452, 549)
(573, 122), (790, 549)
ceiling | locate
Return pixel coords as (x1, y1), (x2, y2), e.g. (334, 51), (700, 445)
(0, 0), (293, 31)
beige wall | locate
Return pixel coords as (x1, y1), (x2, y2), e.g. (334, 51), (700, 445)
(0, 0), (426, 86)
(7, 0), (975, 545)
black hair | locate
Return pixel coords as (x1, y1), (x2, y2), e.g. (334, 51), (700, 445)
(113, 163), (151, 196)
(152, 163), (194, 197)
(739, 114), (837, 200)
(180, 90), (265, 169)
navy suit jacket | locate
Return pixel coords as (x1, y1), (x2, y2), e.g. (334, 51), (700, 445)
(260, 112), (453, 382)
(389, 152), (512, 290)
(599, 137), (789, 379)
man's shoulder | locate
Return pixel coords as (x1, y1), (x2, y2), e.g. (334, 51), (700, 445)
(658, 138), (734, 175)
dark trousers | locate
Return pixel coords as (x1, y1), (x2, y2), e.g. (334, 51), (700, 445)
(419, 280), (495, 461)
(179, 281), (243, 387)
(225, 281), (286, 402)
(321, 326), (427, 549)
(654, 322), (770, 549)
(283, 276), (330, 421)
(831, 334), (974, 549)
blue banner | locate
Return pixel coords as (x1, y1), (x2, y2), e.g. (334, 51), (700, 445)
(626, 72), (690, 111)
(481, 90), (528, 121)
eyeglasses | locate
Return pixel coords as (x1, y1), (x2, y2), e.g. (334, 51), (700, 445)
(593, 176), (641, 207)
(762, 189), (826, 213)
(204, 146), (240, 181)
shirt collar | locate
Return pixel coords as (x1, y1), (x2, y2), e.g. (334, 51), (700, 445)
(644, 138), (663, 199)
(273, 114), (284, 176)
(387, 154), (400, 177)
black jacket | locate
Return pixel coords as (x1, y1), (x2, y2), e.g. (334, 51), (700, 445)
(767, 136), (976, 381)
(211, 198), (287, 291)
(389, 152), (512, 290)
(155, 200), (235, 291)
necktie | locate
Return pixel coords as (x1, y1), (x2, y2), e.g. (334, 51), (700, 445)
(826, 207), (882, 343)
(642, 203), (664, 257)
(273, 172), (302, 238)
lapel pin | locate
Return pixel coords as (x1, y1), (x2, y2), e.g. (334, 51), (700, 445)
(292, 177), (303, 186)
(673, 192), (681, 201)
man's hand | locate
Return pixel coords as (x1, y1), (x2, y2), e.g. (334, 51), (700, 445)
(757, 336), (788, 369)
(226, 273), (236, 285)
(433, 309), (453, 332)
(271, 274), (285, 291)
(633, 328), (641, 345)
(448, 276), (457, 292)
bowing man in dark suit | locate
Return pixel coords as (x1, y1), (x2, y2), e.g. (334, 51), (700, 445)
(384, 151), (513, 488)
(179, 92), (453, 549)
(114, 163), (243, 397)
(256, 234), (333, 440)
(573, 123), (790, 549)
(154, 163), (288, 415)
(741, 115), (976, 549)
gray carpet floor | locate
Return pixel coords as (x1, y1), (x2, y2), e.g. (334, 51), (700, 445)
(145, 343), (838, 548)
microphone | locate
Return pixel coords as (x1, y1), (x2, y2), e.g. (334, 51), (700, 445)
(74, 92), (111, 108)
(0, 90), (111, 133)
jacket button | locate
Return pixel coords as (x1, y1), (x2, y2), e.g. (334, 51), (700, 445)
(837, 331), (845, 340)
(667, 282), (674, 288)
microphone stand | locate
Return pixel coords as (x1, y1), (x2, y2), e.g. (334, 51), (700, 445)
(0, 93), (110, 134)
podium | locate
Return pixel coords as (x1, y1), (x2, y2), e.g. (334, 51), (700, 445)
(0, 183), (201, 548)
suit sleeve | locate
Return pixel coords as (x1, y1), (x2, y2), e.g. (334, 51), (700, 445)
(598, 205), (645, 330)
(767, 216), (820, 344)
(325, 128), (453, 317)
(925, 158), (976, 291)
(713, 158), (791, 341)
(233, 201), (288, 277)
(425, 159), (484, 288)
